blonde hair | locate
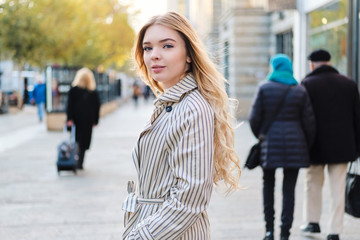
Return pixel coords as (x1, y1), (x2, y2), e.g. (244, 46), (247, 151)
(72, 67), (96, 91)
(134, 12), (241, 193)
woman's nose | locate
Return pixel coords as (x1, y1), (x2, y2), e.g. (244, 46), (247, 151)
(150, 47), (160, 60)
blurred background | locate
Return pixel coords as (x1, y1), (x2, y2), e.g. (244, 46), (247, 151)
(0, 1), (360, 239)
(0, 0), (167, 126)
(0, 0), (359, 122)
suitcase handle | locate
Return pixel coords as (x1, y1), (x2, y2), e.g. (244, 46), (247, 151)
(62, 125), (76, 144)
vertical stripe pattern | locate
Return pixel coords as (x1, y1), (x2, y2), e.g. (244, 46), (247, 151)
(122, 75), (214, 240)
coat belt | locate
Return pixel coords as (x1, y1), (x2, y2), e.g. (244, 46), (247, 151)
(122, 181), (165, 213)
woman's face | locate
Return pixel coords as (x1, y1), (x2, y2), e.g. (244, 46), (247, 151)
(143, 24), (191, 89)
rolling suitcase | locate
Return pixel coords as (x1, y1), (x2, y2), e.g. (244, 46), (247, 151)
(56, 125), (79, 175)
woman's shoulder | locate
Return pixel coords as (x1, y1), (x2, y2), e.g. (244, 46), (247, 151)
(69, 86), (83, 93)
(293, 83), (306, 90)
(257, 81), (281, 93)
(261, 81), (305, 91)
(89, 89), (99, 95)
(68, 86), (78, 95)
(258, 81), (285, 94)
(169, 90), (214, 130)
(179, 89), (214, 117)
(70, 86), (97, 97)
(291, 84), (308, 95)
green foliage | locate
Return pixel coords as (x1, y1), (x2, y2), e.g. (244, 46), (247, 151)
(0, 0), (135, 70)
(0, 0), (45, 66)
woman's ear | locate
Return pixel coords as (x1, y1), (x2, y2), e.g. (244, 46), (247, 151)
(186, 56), (192, 63)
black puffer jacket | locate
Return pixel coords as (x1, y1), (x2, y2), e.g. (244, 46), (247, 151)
(249, 81), (316, 169)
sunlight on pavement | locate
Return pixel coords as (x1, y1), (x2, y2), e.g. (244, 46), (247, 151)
(0, 124), (45, 153)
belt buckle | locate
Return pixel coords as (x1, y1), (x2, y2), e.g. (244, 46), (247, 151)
(127, 180), (135, 194)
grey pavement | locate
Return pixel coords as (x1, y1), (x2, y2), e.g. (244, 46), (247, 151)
(0, 101), (359, 240)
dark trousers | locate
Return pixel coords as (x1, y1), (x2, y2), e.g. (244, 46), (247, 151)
(78, 148), (86, 168)
(263, 168), (299, 236)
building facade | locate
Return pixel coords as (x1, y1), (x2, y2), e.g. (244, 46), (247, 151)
(167, 0), (360, 118)
(266, 0), (359, 82)
(168, 0), (271, 118)
(218, 0), (270, 118)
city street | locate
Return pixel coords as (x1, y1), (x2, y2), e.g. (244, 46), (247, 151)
(0, 101), (359, 240)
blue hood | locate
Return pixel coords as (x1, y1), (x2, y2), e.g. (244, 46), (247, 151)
(266, 54), (298, 85)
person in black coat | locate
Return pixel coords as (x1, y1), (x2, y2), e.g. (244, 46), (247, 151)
(300, 49), (360, 240)
(66, 67), (100, 170)
(249, 54), (316, 240)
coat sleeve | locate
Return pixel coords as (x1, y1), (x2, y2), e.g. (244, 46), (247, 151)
(352, 85), (360, 157)
(249, 86), (263, 138)
(66, 88), (74, 121)
(124, 103), (214, 240)
(93, 91), (101, 125)
(301, 89), (316, 148)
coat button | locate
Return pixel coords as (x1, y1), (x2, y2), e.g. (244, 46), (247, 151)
(166, 106), (172, 112)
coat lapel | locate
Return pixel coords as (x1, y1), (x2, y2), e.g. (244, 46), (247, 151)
(132, 74), (198, 171)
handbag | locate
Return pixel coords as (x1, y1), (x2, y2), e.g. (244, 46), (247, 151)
(345, 159), (360, 218)
(244, 141), (262, 169)
(244, 86), (292, 170)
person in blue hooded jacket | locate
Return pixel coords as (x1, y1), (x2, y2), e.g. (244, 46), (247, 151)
(249, 54), (316, 240)
(31, 78), (46, 122)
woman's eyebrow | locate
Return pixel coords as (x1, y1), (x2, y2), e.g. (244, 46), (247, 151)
(143, 38), (177, 45)
(159, 38), (176, 43)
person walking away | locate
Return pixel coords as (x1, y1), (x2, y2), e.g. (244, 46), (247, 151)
(22, 77), (30, 108)
(249, 54), (316, 240)
(31, 78), (46, 122)
(66, 68), (100, 170)
(143, 85), (151, 102)
(300, 49), (360, 240)
(132, 82), (141, 107)
(121, 12), (241, 239)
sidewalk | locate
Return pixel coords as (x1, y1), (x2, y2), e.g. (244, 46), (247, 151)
(0, 102), (359, 239)
(0, 105), (43, 134)
(0, 106), (46, 153)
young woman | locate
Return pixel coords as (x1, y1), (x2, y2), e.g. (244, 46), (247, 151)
(122, 12), (241, 239)
(249, 54), (316, 240)
(66, 67), (100, 169)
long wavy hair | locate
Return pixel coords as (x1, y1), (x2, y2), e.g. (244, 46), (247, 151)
(134, 12), (241, 193)
(72, 67), (96, 91)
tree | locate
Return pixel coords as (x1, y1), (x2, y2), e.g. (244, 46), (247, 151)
(0, 0), (135, 70)
(0, 0), (48, 67)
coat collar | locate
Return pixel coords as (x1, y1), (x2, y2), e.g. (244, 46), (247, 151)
(154, 74), (198, 107)
(306, 65), (339, 78)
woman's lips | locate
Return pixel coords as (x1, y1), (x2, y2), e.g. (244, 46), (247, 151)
(152, 66), (165, 73)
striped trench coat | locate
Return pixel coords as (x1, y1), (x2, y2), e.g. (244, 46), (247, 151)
(122, 74), (214, 239)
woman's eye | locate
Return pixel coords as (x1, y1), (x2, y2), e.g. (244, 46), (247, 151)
(164, 44), (173, 49)
(143, 46), (152, 51)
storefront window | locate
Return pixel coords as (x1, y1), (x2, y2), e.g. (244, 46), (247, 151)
(45, 66), (78, 113)
(276, 30), (293, 61)
(45, 66), (121, 113)
(308, 0), (348, 74)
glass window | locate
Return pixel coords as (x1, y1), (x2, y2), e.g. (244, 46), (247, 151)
(308, 0), (348, 74)
(45, 66), (121, 113)
(276, 30), (293, 60)
(45, 66), (79, 113)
